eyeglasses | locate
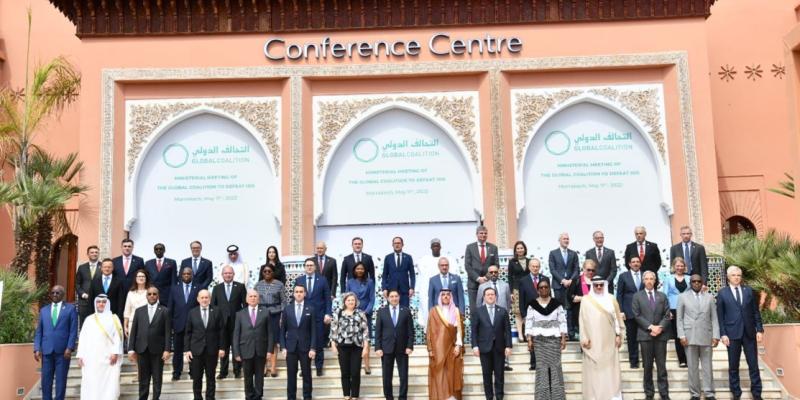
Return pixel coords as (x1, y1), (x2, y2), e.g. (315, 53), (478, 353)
(690, 279), (703, 283)
(488, 271), (499, 274)
(146, 292), (159, 296)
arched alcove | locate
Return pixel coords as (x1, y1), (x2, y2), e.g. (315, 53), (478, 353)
(517, 101), (672, 254)
(129, 112), (280, 265)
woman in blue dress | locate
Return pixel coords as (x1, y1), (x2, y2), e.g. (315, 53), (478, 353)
(346, 262), (375, 375)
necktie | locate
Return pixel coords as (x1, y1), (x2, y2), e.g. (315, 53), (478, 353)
(157, 259), (162, 272)
(492, 281), (497, 293)
(598, 247), (603, 260)
(124, 257), (130, 274)
(226, 283), (231, 301)
(634, 272), (641, 289)
(489, 306), (495, 325)
(684, 243), (693, 274)
(193, 258), (198, 274)
(562, 250), (568, 265)
(648, 291), (656, 309)
(90, 263), (96, 277)
(202, 308), (208, 328)
(148, 306), (155, 323)
(735, 287), (742, 305)
(308, 275), (314, 293)
(103, 276), (110, 293)
(51, 304), (59, 327)
(296, 304), (302, 325)
(480, 244), (486, 264)
(639, 243), (645, 262)
(250, 307), (257, 326)
(533, 276), (538, 290)
(442, 274), (448, 288)
(356, 253), (361, 263)
(392, 307), (398, 327)
(319, 256), (324, 273)
(184, 284), (190, 302)
(396, 253), (401, 268)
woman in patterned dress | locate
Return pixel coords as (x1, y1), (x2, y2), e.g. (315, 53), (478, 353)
(525, 278), (568, 400)
(330, 292), (370, 400)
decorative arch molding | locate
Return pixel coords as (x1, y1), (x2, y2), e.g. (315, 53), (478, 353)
(312, 92), (483, 223)
(123, 97), (282, 230)
(719, 190), (765, 236)
(511, 84), (675, 219)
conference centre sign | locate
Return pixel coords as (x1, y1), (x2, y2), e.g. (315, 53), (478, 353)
(263, 33), (523, 60)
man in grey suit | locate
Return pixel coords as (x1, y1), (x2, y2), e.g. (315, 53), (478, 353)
(633, 270), (671, 400)
(548, 232), (580, 339)
(584, 230), (618, 293)
(669, 226), (709, 285)
(464, 225), (499, 318)
(677, 274), (719, 400)
(233, 289), (272, 400)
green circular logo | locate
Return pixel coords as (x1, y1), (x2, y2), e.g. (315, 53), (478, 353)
(544, 131), (570, 156)
(162, 143), (189, 168)
(353, 138), (379, 163)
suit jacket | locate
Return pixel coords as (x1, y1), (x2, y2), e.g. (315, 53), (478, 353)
(669, 241), (708, 283)
(471, 305), (512, 353)
(75, 261), (101, 305)
(211, 281), (247, 324)
(340, 253), (376, 290)
(34, 303), (78, 355)
(464, 242), (499, 290)
(89, 274), (125, 319)
(615, 270), (643, 318)
(717, 285), (764, 340)
(279, 302), (317, 353)
(518, 273), (546, 318)
(676, 290), (719, 346)
(632, 289), (671, 341)
(294, 273), (332, 318)
(381, 252), (415, 293)
(548, 248), (580, 290)
(168, 282), (200, 333)
(185, 306), (226, 355)
(477, 280), (512, 310)
(180, 257), (213, 289)
(112, 255), (146, 292)
(428, 273), (465, 315)
(144, 258), (177, 301)
(624, 241), (662, 275)
(233, 306), (272, 359)
(374, 305), (414, 354)
(313, 255), (338, 297)
(584, 247), (618, 289)
(127, 303), (171, 354)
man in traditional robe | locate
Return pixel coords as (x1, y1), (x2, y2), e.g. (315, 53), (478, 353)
(426, 288), (464, 400)
(77, 294), (123, 399)
(580, 277), (624, 400)
(216, 244), (249, 287)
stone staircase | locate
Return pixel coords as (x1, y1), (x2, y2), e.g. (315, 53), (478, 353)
(27, 342), (786, 399)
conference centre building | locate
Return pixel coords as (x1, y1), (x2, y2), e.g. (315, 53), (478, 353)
(1, 0), (799, 398)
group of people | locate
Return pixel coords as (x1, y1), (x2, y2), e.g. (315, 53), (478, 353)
(33, 225), (766, 400)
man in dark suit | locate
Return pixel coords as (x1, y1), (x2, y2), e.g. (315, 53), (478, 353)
(471, 287), (513, 400)
(464, 226), (499, 317)
(127, 287), (171, 400)
(518, 258), (546, 370)
(75, 245), (101, 326)
(382, 236), (416, 307)
(717, 266), (764, 400)
(180, 240), (213, 289)
(548, 233), (580, 339)
(280, 285), (317, 400)
(428, 256), (466, 316)
(633, 270), (671, 400)
(314, 241), (339, 298)
(34, 285), (78, 400)
(375, 289), (414, 400)
(340, 236), (376, 289)
(617, 255), (645, 368)
(168, 267), (200, 380)
(185, 289), (226, 400)
(585, 230), (618, 293)
(625, 226), (662, 276)
(113, 238), (146, 311)
(145, 243), (177, 304)
(295, 258), (332, 376)
(90, 258), (126, 322)
(212, 265), (247, 379)
(234, 289), (273, 400)
(669, 226), (709, 284)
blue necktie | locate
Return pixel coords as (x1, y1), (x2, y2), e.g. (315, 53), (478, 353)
(562, 250), (568, 265)
(296, 304), (302, 326)
(193, 258), (198, 274)
(184, 284), (190, 302)
(392, 307), (398, 327)
(308, 275), (314, 294)
(634, 271), (641, 289)
(103, 276), (110, 293)
(684, 243), (693, 274)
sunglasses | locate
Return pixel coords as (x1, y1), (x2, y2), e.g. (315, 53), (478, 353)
(690, 279), (703, 283)
(585, 269), (596, 272)
(488, 271), (499, 274)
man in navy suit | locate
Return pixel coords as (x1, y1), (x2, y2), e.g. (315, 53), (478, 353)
(718, 265), (764, 400)
(624, 226), (662, 277)
(617, 256), (645, 368)
(382, 236), (415, 307)
(428, 257), (465, 316)
(168, 267), (200, 380)
(90, 258), (126, 322)
(548, 233), (580, 339)
(518, 258), (546, 370)
(295, 258), (332, 376)
(280, 285), (318, 400)
(180, 240), (213, 289)
(113, 238), (146, 314)
(340, 237), (376, 289)
(375, 289), (414, 400)
(472, 287), (513, 400)
(34, 285), (78, 400)
(669, 226), (709, 284)
(145, 243), (177, 305)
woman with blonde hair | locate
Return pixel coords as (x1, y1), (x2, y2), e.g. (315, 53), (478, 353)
(330, 292), (370, 400)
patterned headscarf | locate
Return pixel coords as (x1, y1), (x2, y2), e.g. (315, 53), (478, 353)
(437, 289), (458, 325)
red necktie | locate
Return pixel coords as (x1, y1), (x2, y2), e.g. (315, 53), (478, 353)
(639, 243), (645, 262)
(156, 259), (162, 272)
(533, 276), (538, 290)
(480, 244), (486, 263)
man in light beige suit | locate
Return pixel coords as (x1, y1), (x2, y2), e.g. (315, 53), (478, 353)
(677, 274), (720, 400)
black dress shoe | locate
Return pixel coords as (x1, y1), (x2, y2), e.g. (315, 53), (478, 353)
(171, 375), (181, 381)
(216, 374), (226, 379)
(316, 369), (323, 377)
(645, 396), (654, 400)
(529, 365), (536, 371)
(705, 397), (715, 400)
(689, 397), (700, 400)
(234, 372), (241, 379)
(732, 396), (741, 400)
(754, 396), (763, 400)
(630, 362), (640, 369)
(504, 366), (513, 371)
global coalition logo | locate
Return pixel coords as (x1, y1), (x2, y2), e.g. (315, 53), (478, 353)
(162, 143), (189, 168)
(544, 131), (570, 156)
(352, 138), (379, 163)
